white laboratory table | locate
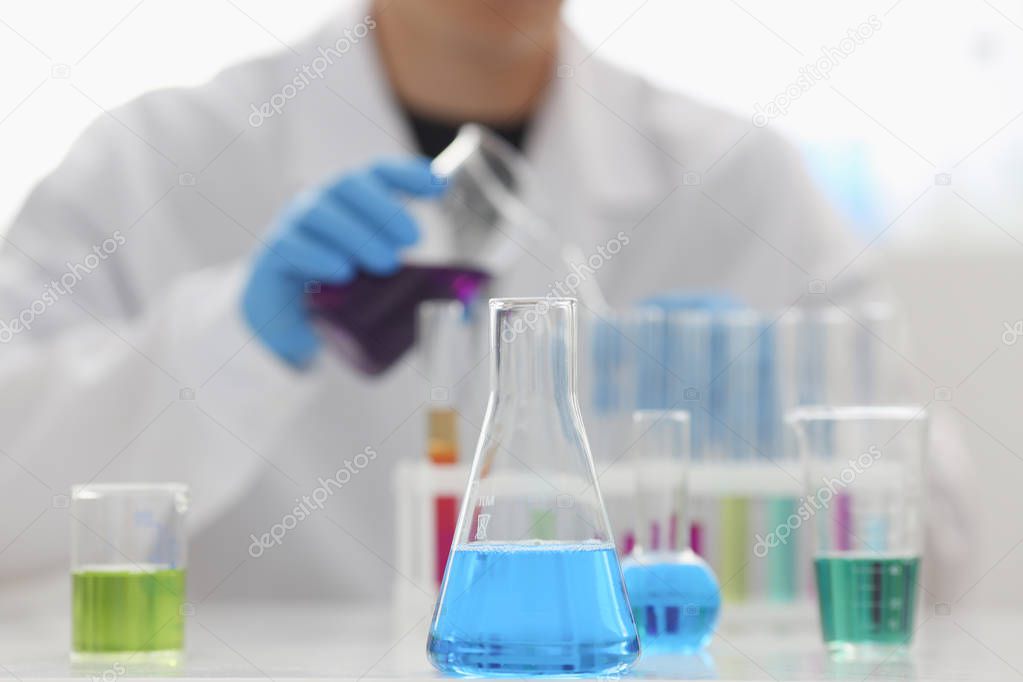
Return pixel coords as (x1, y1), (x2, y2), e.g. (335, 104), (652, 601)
(2, 593), (1020, 682)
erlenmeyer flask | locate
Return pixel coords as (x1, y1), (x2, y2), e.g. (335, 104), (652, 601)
(427, 298), (640, 676)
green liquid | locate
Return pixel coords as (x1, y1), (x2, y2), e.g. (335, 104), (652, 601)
(719, 497), (749, 602)
(72, 567), (186, 653)
(814, 555), (919, 649)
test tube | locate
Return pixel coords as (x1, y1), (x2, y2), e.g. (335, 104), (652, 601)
(714, 312), (761, 602)
(580, 310), (624, 552)
(631, 410), (690, 552)
(664, 310), (712, 459)
(418, 301), (477, 581)
(756, 315), (798, 602)
(70, 483), (188, 663)
(581, 308), (661, 555)
(660, 311), (709, 557)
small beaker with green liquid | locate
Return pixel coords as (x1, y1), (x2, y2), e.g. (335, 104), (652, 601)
(788, 406), (927, 659)
(71, 483), (188, 664)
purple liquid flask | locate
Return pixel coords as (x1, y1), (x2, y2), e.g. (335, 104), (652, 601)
(307, 266), (489, 375)
(306, 125), (543, 375)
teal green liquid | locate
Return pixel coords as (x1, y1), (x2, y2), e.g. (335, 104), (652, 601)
(765, 498), (798, 601)
(814, 555), (919, 651)
(72, 566), (185, 654)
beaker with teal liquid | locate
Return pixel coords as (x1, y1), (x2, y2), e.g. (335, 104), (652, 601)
(71, 483), (189, 664)
(788, 406), (927, 659)
(427, 298), (640, 676)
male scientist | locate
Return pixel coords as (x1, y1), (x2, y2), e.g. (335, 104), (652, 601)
(0, 0), (971, 600)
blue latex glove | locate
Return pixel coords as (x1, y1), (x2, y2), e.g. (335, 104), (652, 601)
(242, 157), (446, 367)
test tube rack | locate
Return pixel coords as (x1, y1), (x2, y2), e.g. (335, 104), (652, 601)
(396, 301), (913, 615)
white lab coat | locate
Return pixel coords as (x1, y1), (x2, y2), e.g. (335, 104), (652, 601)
(0, 2), (973, 601)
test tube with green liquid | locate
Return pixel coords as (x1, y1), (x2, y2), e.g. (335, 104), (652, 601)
(71, 483), (188, 663)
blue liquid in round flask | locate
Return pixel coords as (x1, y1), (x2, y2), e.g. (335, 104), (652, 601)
(427, 298), (640, 676)
(622, 549), (721, 653)
(621, 410), (720, 653)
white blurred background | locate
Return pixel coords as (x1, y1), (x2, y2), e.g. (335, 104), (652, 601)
(1, 0), (1021, 608)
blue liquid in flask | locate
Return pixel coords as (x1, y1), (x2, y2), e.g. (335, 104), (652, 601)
(428, 542), (640, 676)
(622, 551), (720, 653)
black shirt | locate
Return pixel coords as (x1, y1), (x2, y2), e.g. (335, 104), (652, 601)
(403, 108), (531, 158)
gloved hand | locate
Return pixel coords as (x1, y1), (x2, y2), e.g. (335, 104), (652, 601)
(242, 157), (446, 367)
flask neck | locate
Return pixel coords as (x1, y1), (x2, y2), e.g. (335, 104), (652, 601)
(490, 299), (577, 406)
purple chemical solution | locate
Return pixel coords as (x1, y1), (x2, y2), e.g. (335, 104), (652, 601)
(307, 264), (490, 375)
